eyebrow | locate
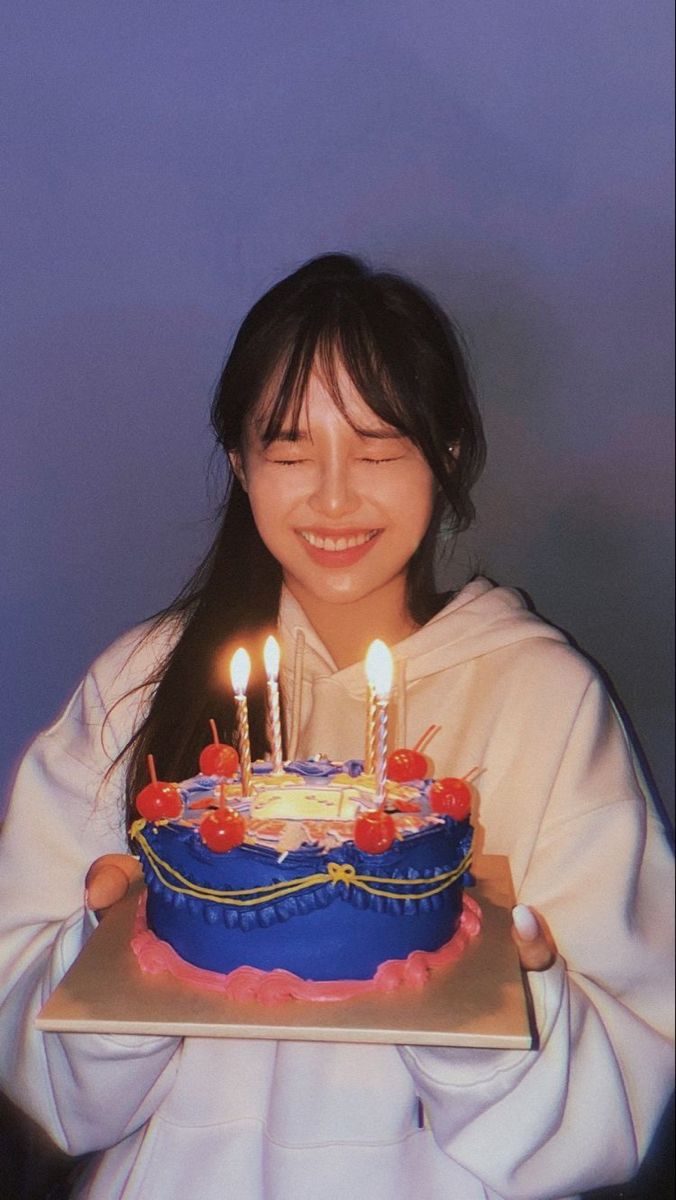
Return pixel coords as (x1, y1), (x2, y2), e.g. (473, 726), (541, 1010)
(265, 426), (404, 444)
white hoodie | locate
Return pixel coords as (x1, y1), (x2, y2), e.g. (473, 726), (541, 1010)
(0, 578), (672, 1200)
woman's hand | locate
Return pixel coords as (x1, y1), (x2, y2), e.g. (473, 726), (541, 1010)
(511, 904), (557, 971)
(85, 854), (142, 916)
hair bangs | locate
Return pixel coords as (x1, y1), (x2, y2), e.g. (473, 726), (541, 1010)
(255, 318), (323, 444)
(256, 298), (436, 460)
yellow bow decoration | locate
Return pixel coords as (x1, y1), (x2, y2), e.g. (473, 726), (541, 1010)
(326, 862), (357, 886)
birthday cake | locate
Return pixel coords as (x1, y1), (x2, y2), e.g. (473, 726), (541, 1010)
(129, 750), (480, 1003)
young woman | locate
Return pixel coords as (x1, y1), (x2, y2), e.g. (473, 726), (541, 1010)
(0, 254), (672, 1200)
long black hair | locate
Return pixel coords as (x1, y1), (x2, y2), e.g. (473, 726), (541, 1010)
(119, 253), (486, 825)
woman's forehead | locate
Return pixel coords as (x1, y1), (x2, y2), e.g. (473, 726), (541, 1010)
(250, 360), (398, 440)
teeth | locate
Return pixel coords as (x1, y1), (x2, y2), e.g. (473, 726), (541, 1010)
(301, 530), (377, 551)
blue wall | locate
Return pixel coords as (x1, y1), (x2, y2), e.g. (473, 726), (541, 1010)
(2, 1), (673, 815)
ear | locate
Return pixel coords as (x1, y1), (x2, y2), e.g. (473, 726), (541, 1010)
(228, 451), (248, 492)
(447, 441), (460, 461)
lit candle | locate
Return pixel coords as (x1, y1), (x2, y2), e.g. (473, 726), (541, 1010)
(365, 640), (393, 808)
(230, 648), (252, 797)
(263, 635), (284, 774)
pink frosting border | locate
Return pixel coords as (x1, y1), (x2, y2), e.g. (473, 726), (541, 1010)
(131, 892), (482, 1004)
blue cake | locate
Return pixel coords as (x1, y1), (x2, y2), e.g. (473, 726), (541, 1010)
(130, 758), (477, 995)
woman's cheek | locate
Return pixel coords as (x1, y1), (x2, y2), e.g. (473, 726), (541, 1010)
(246, 473), (306, 560)
(249, 467), (302, 512)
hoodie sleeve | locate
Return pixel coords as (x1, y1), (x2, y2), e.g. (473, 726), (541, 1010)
(398, 675), (674, 1200)
(0, 641), (180, 1156)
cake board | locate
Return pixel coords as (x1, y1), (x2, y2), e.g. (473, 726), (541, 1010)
(36, 855), (535, 1049)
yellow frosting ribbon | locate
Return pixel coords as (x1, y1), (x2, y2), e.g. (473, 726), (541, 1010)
(131, 822), (472, 908)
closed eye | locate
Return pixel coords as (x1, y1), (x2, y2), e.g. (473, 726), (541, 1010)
(359, 456), (405, 465)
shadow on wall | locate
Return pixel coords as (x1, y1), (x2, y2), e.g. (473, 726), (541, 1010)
(426, 261), (674, 817)
(526, 499), (674, 810)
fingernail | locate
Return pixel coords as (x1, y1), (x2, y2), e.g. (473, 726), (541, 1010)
(512, 904), (539, 941)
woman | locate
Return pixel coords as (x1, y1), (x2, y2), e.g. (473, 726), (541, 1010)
(0, 254), (672, 1200)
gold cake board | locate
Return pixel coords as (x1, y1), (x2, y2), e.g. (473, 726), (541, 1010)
(36, 855), (535, 1049)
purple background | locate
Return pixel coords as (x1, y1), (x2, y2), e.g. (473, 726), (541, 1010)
(2, 2), (674, 818)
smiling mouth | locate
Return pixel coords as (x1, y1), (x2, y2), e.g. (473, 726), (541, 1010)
(298, 529), (380, 552)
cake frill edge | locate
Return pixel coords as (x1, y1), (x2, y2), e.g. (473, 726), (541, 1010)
(131, 890), (482, 1004)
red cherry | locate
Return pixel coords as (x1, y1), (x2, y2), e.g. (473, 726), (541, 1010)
(429, 777), (472, 820)
(353, 811), (397, 854)
(387, 747), (428, 782)
(136, 781), (183, 821)
(199, 742), (240, 777)
(199, 807), (246, 853)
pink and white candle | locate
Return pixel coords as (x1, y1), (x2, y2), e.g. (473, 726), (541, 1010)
(263, 635), (284, 774)
(365, 640), (394, 808)
(365, 682), (377, 774)
(230, 648), (252, 797)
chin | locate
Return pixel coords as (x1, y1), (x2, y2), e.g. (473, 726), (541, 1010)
(295, 581), (368, 607)
(287, 565), (409, 611)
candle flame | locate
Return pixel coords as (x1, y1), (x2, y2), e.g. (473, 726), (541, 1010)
(263, 635), (281, 681)
(230, 648), (251, 696)
(365, 639), (393, 700)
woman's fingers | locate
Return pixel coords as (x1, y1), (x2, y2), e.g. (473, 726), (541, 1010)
(511, 903), (557, 971)
(85, 854), (142, 915)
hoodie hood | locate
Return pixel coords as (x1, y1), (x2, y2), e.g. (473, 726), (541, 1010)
(278, 577), (567, 758)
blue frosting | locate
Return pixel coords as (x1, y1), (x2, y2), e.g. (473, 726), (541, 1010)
(343, 759), (365, 777)
(283, 758), (343, 778)
(137, 818), (471, 981)
(134, 758), (473, 982)
(206, 757), (366, 781)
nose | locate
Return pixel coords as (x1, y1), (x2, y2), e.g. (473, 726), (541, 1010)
(308, 458), (360, 518)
